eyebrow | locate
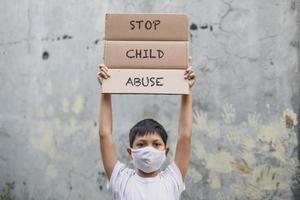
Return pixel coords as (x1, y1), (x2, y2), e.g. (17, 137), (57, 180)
(135, 139), (162, 143)
(135, 139), (147, 143)
(152, 139), (162, 143)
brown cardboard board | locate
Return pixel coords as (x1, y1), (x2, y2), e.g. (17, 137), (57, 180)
(104, 41), (188, 69)
(102, 69), (189, 94)
(105, 13), (188, 41)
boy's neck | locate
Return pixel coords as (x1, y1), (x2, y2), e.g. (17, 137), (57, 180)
(137, 169), (159, 178)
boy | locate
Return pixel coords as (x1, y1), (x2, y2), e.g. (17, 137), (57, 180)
(98, 64), (196, 200)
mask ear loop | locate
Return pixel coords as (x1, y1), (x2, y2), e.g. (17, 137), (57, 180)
(127, 148), (136, 170)
(165, 147), (170, 156)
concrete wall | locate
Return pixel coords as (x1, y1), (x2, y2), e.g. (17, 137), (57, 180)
(0, 0), (299, 199)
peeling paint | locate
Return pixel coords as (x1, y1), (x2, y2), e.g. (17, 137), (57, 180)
(282, 109), (298, 128)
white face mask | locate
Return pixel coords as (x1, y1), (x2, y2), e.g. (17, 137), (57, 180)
(131, 146), (166, 173)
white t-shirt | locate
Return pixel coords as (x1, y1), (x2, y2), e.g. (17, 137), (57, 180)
(108, 161), (185, 200)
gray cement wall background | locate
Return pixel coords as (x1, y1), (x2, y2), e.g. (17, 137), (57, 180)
(0, 0), (299, 199)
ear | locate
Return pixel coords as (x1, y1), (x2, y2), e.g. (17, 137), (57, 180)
(165, 147), (170, 156)
(127, 148), (132, 156)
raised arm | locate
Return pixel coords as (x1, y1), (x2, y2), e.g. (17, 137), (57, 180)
(175, 67), (196, 180)
(98, 65), (117, 180)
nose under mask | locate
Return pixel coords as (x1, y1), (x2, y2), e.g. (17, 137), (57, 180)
(131, 146), (166, 173)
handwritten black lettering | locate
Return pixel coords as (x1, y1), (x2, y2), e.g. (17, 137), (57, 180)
(150, 77), (155, 86)
(157, 50), (164, 58)
(150, 49), (155, 58)
(145, 20), (152, 29)
(125, 77), (164, 87)
(129, 20), (161, 30)
(156, 77), (163, 86)
(125, 49), (164, 59)
(141, 77), (149, 87)
(136, 20), (143, 29)
(130, 20), (135, 30)
(143, 49), (148, 58)
(126, 49), (134, 58)
(134, 77), (141, 86)
(136, 49), (142, 58)
(125, 77), (134, 86)
(153, 20), (160, 30)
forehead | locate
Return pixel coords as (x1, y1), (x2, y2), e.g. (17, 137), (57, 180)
(133, 132), (163, 142)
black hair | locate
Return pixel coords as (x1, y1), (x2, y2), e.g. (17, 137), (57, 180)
(129, 118), (168, 148)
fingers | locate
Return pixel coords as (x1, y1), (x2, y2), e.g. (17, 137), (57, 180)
(184, 66), (195, 80)
(99, 64), (109, 73)
(188, 79), (196, 87)
(98, 64), (110, 79)
(184, 65), (193, 73)
(188, 72), (195, 80)
(97, 64), (110, 85)
(184, 66), (196, 88)
(97, 74), (103, 85)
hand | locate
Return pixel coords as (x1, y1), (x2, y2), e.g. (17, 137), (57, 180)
(97, 64), (110, 85)
(184, 66), (196, 88)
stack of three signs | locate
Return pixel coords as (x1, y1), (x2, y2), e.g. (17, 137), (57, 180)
(102, 13), (190, 94)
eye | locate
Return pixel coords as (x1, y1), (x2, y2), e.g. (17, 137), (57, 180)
(136, 143), (144, 148)
(154, 143), (162, 147)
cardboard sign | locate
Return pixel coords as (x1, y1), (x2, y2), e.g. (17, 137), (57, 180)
(102, 69), (189, 94)
(105, 13), (188, 41)
(103, 13), (189, 94)
(104, 41), (188, 69)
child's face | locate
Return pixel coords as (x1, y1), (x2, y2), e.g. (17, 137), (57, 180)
(132, 132), (166, 151)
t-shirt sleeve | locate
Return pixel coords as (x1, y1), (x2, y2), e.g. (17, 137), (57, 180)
(162, 162), (186, 194)
(107, 161), (134, 196)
